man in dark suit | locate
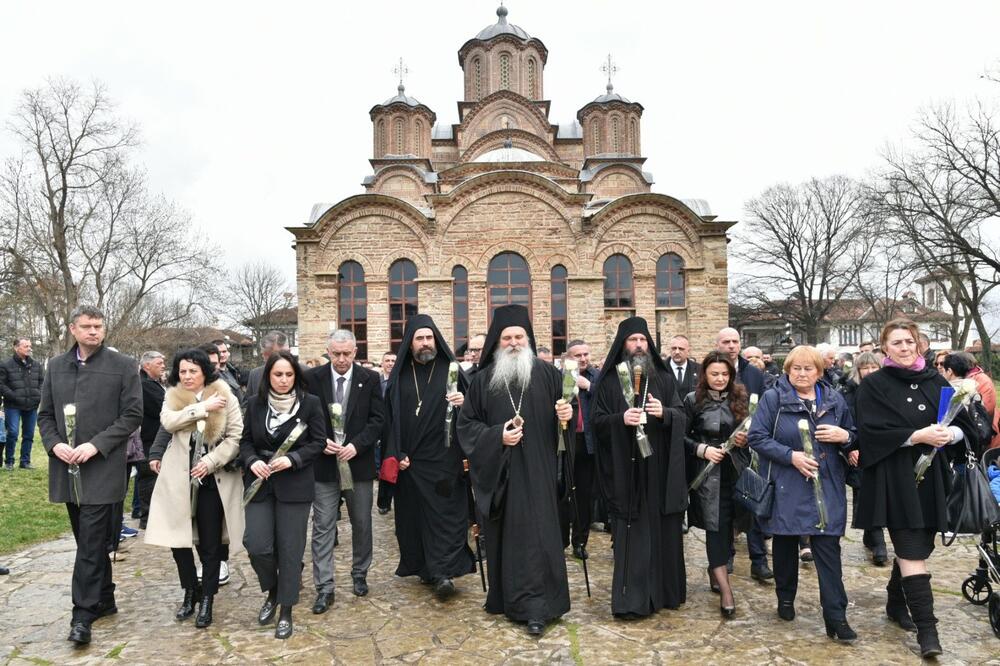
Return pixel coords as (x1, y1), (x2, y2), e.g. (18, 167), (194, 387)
(136, 351), (166, 529)
(666, 335), (699, 400)
(37, 305), (142, 646)
(305, 329), (385, 613)
(243, 331), (290, 407)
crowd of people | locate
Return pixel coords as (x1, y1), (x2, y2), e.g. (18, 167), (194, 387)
(9, 304), (997, 658)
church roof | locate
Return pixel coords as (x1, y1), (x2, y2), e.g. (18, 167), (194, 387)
(556, 120), (582, 139)
(591, 82), (630, 104)
(475, 6), (530, 41)
(378, 84), (423, 108)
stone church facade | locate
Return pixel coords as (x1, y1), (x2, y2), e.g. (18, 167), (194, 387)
(289, 7), (734, 362)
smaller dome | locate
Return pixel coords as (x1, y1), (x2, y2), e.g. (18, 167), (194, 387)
(380, 83), (423, 108)
(475, 5), (531, 41)
(475, 146), (544, 163)
(592, 82), (631, 104)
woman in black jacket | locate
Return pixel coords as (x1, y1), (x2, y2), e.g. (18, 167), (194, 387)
(684, 351), (750, 618)
(855, 319), (977, 658)
(240, 351), (325, 639)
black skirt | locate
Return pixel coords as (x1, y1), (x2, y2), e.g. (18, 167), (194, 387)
(888, 528), (935, 560)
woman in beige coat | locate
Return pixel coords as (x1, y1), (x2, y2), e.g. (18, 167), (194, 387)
(145, 348), (244, 629)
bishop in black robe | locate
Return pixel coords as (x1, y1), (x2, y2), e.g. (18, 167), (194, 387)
(592, 316), (688, 618)
(457, 305), (572, 636)
(383, 314), (475, 598)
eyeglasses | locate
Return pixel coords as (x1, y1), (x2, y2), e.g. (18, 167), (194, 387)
(934, 363), (944, 368)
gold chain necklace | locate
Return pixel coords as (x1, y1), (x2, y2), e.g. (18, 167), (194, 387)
(505, 381), (526, 428)
(411, 359), (437, 416)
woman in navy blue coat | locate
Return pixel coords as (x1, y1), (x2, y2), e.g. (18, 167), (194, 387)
(748, 345), (858, 642)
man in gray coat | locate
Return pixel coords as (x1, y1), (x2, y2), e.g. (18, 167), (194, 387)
(37, 305), (142, 646)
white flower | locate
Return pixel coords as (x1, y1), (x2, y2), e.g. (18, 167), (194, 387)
(448, 361), (459, 373)
(564, 359), (578, 372)
(63, 403), (76, 417)
(331, 402), (343, 416)
(960, 378), (977, 395)
(797, 418), (809, 432)
(749, 393), (759, 407)
(196, 420), (205, 432)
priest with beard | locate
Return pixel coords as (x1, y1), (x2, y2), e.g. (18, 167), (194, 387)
(382, 314), (476, 600)
(592, 316), (688, 618)
(457, 305), (573, 637)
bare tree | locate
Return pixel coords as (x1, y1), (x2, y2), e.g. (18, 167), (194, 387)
(731, 176), (871, 343)
(849, 236), (922, 336)
(229, 260), (294, 346)
(0, 79), (217, 352)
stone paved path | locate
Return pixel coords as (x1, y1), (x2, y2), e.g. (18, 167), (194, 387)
(1, 497), (999, 665)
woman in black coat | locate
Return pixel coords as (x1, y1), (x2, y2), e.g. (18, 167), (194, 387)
(240, 351), (325, 639)
(855, 319), (977, 658)
(684, 352), (750, 618)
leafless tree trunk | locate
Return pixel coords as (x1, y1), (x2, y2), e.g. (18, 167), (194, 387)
(229, 260), (293, 348)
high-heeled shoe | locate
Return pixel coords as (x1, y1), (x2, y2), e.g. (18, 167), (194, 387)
(824, 618), (857, 642)
(720, 602), (736, 618)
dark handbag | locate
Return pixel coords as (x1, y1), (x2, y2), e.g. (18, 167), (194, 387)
(126, 428), (145, 463)
(733, 451), (774, 519)
(943, 445), (1000, 546)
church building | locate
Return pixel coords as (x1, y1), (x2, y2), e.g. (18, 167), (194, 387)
(289, 6), (734, 362)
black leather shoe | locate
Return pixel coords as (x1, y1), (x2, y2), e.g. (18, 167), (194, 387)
(352, 576), (369, 597)
(751, 564), (774, 582)
(311, 592), (333, 614)
(872, 545), (888, 567)
(378, 506), (390, 515)
(68, 621), (91, 645)
(720, 604), (736, 618)
(0, 567), (8, 575)
(778, 601), (795, 621)
(526, 619), (545, 636)
(194, 595), (213, 628)
(433, 578), (456, 600)
(275, 607), (293, 639)
(259, 593), (278, 625)
(572, 545), (589, 560)
(825, 619), (858, 642)
(176, 587), (199, 620)
(19, 463), (32, 470)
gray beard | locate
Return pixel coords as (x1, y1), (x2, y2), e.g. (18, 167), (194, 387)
(627, 351), (651, 375)
(489, 345), (535, 394)
(414, 349), (436, 363)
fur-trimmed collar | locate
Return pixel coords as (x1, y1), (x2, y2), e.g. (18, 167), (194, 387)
(164, 379), (232, 444)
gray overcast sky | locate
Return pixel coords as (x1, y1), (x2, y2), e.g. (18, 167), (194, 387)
(2, 0), (998, 286)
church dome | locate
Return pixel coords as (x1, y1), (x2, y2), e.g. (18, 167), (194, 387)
(379, 84), (423, 108)
(591, 82), (631, 104)
(474, 146), (544, 162)
(475, 6), (531, 41)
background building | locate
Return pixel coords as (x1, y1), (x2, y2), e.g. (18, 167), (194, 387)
(289, 7), (734, 361)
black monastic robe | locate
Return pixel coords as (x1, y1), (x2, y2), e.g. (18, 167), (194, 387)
(592, 363), (688, 616)
(458, 359), (571, 622)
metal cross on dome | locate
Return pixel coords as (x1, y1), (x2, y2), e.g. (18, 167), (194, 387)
(393, 57), (409, 88)
(600, 54), (618, 89)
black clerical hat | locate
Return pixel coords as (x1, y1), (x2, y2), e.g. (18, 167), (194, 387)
(593, 316), (666, 391)
(478, 304), (537, 372)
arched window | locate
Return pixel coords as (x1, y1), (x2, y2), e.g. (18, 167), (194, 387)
(527, 58), (537, 98)
(452, 265), (469, 351)
(656, 253), (685, 307)
(388, 259), (418, 352)
(487, 252), (531, 322)
(499, 53), (511, 90)
(591, 120), (602, 154)
(551, 265), (568, 356)
(414, 120), (423, 155)
(473, 58), (482, 100)
(611, 116), (621, 153)
(376, 119), (386, 156)
(394, 118), (404, 154)
(603, 254), (634, 309)
(629, 118), (639, 154)
(338, 261), (368, 360)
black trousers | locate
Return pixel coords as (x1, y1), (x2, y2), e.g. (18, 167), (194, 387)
(244, 497), (310, 606)
(377, 478), (394, 512)
(171, 480), (224, 596)
(773, 534), (848, 621)
(67, 503), (117, 623)
(136, 462), (157, 523)
(559, 433), (594, 548)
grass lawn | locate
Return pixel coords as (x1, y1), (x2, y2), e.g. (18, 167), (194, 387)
(0, 437), (70, 554)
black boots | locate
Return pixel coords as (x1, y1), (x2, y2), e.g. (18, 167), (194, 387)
(176, 586), (200, 620)
(886, 560), (916, 632)
(195, 594), (214, 629)
(901, 573), (942, 658)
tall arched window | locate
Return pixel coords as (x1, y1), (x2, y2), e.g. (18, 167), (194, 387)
(338, 261), (368, 360)
(474, 58), (482, 100)
(603, 254), (634, 308)
(527, 58), (537, 98)
(394, 118), (404, 154)
(388, 259), (418, 352)
(656, 253), (685, 307)
(499, 53), (511, 90)
(377, 119), (386, 156)
(414, 120), (423, 155)
(591, 120), (602, 154)
(611, 116), (621, 153)
(487, 252), (531, 321)
(629, 118), (639, 154)
(551, 265), (568, 356)
(452, 265), (469, 351)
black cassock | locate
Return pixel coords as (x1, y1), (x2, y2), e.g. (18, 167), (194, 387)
(592, 365), (688, 616)
(384, 317), (476, 583)
(457, 360), (571, 623)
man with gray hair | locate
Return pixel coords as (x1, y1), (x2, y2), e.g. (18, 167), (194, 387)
(37, 305), (142, 646)
(135, 351), (166, 528)
(0, 336), (44, 469)
(243, 331), (290, 405)
(305, 329), (385, 612)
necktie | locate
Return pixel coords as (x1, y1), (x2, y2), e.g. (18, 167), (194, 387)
(336, 376), (345, 406)
(676, 366), (683, 383)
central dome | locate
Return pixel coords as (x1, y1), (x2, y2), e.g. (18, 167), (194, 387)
(474, 6), (531, 41)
